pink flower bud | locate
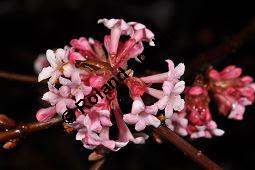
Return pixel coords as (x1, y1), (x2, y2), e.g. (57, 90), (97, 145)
(36, 107), (56, 122)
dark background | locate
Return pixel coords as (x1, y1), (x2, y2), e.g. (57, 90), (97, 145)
(0, 0), (255, 170)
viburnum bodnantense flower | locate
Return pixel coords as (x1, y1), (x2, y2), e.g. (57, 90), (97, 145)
(34, 18), (255, 148)
(164, 65), (255, 139)
(123, 59), (185, 131)
(166, 84), (224, 139)
(35, 18), (185, 151)
(208, 65), (255, 120)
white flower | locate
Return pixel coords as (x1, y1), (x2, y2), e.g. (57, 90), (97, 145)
(38, 48), (69, 82)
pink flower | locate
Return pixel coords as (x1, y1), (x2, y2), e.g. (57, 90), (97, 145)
(140, 60), (185, 84)
(166, 85), (224, 139)
(165, 111), (188, 136)
(75, 104), (115, 150)
(124, 59), (185, 131)
(146, 81), (185, 118)
(42, 85), (76, 115)
(209, 65), (242, 80)
(98, 18), (132, 55)
(228, 98), (252, 120)
(98, 18), (154, 68)
(59, 71), (92, 102)
(187, 120), (224, 139)
(187, 86), (224, 138)
(69, 37), (107, 61)
(38, 48), (70, 83)
(89, 76), (106, 88)
(113, 106), (148, 147)
(75, 98), (149, 151)
(126, 77), (146, 98)
(34, 54), (49, 74)
(123, 101), (160, 131)
(123, 110), (160, 131)
(209, 66), (255, 120)
(128, 21), (155, 46)
(79, 100), (112, 133)
(36, 106), (56, 122)
(35, 18), (186, 152)
(70, 37), (96, 55)
(69, 50), (86, 64)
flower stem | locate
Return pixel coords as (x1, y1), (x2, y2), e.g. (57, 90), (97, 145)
(0, 70), (38, 83)
(89, 158), (106, 170)
(187, 17), (255, 78)
(151, 125), (222, 170)
(0, 114), (222, 170)
(0, 116), (62, 142)
(0, 114), (17, 130)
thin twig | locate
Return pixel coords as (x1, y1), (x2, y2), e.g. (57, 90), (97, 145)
(151, 125), (222, 170)
(0, 71), (38, 83)
(0, 117), (62, 142)
(187, 16), (255, 77)
(0, 114), (16, 130)
(89, 158), (106, 170)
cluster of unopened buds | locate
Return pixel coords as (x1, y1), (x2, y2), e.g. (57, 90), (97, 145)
(34, 18), (255, 153)
(168, 66), (255, 139)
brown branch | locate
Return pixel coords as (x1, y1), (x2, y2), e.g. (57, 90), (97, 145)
(0, 71), (38, 83)
(89, 158), (106, 170)
(151, 125), (222, 170)
(0, 117), (62, 142)
(187, 16), (255, 77)
(0, 114), (16, 130)
(0, 114), (222, 169)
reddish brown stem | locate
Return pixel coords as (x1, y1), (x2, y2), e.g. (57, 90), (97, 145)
(89, 158), (106, 170)
(0, 117), (62, 142)
(151, 125), (222, 170)
(187, 16), (255, 77)
(0, 71), (38, 83)
(0, 114), (17, 130)
(0, 114), (221, 169)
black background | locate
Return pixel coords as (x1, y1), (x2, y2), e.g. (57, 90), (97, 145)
(0, 0), (255, 170)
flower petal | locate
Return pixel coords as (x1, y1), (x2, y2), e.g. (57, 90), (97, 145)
(38, 66), (54, 82)
(162, 81), (174, 95)
(131, 97), (145, 114)
(174, 63), (185, 78)
(36, 106), (56, 122)
(123, 114), (139, 124)
(165, 103), (173, 119)
(156, 96), (169, 110)
(135, 119), (146, 131)
(173, 81), (185, 94)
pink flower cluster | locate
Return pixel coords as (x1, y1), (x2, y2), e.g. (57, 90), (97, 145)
(209, 66), (255, 120)
(166, 85), (224, 139)
(130, 59), (185, 131)
(165, 65), (255, 139)
(35, 18), (185, 151)
(34, 18), (255, 146)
